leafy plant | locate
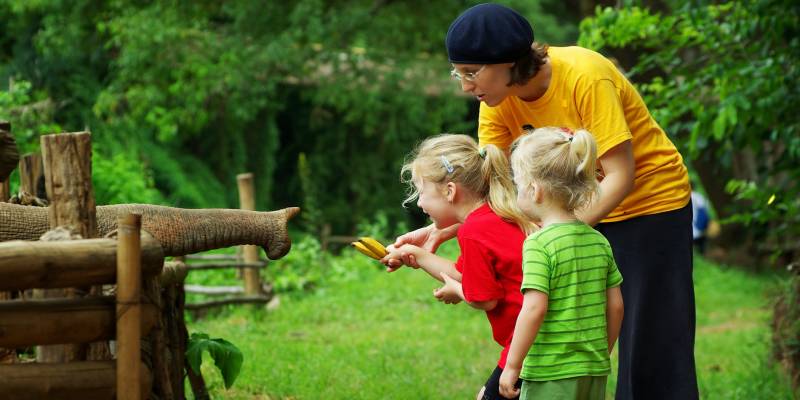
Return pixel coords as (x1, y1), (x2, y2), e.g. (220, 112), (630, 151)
(186, 332), (244, 390)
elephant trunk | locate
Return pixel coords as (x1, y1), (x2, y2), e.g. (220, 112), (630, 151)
(0, 203), (300, 259)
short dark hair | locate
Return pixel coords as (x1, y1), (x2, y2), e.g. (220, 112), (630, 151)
(507, 43), (549, 86)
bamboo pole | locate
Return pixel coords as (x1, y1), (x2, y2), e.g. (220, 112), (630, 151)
(38, 131), (96, 363)
(117, 213), (142, 400)
(0, 234), (164, 292)
(0, 361), (152, 400)
(237, 173), (264, 295)
(0, 297), (158, 348)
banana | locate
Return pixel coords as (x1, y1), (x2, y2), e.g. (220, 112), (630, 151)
(358, 237), (388, 258)
(351, 241), (382, 260)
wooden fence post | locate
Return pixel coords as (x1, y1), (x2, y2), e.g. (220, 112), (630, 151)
(236, 173), (263, 296)
(0, 121), (13, 202)
(117, 213), (142, 400)
(38, 131), (96, 362)
(19, 152), (45, 199)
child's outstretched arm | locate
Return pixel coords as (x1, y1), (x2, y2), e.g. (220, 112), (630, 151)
(499, 289), (549, 398)
(382, 243), (461, 283)
(386, 223), (461, 269)
(606, 286), (624, 353)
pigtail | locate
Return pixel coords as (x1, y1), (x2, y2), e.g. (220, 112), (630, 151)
(570, 129), (597, 182)
(481, 144), (535, 233)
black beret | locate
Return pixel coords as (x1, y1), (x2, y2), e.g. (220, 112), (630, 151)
(446, 3), (534, 64)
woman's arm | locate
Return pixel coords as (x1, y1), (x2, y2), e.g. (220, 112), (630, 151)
(577, 140), (635, 226)
(606, 286), (624, 353)
(499, 289), (549, 398)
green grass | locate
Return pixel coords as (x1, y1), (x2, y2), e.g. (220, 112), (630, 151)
(186, 249), (795, 399)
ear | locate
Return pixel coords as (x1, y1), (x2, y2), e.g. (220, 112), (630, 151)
(445, 182), (457, 203)
(531, 183), (545, 204)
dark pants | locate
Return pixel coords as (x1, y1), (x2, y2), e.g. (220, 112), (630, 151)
(596, 203), (699, 400)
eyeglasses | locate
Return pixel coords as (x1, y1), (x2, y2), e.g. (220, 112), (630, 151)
(450, 65), (486, 82)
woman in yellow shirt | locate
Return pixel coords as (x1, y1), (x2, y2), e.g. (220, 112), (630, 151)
(390, 4), (698, 399)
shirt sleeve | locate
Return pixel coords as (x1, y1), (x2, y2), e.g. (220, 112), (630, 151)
(455, 237), (505, 302)
(577, 79), (633, 157)
(478, 102), (514, 151)
(520, 237), (551, 295)
(606, 252), (623, 288)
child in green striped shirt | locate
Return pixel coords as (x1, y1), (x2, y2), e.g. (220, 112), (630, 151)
(499, 127), (625, 399)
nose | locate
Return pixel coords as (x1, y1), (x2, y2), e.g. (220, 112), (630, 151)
(460, 79), (476, 93)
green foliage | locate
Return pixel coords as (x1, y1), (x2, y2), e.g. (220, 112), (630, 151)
(0, 79), (61, 154)
(186, 332), (244, 390)
(0, 0), (577, 233)
(264, 235), (325, 292)
(579, 0), (800, 265)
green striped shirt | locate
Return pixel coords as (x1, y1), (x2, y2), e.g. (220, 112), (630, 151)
(520, 222), (623, 381)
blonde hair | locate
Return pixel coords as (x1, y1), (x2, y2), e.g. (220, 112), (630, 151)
(401, 134), (533, 232)
(510, 127), (599, 212)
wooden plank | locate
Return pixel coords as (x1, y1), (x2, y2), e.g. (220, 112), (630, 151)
(185, 254), (240, 260)
(116, 213), (142, 400)
(0, 296), (157, 348)
(184, 284), (244, 295)
(0, 234), (164, 292)
(185, 261), (266, 270)
(185, 295), (272, 311)
(0, 361), (152, 400)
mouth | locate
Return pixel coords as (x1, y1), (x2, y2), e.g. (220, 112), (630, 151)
(476, 94), (486, 101)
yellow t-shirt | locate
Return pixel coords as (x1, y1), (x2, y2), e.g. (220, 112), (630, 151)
(479, 46), (690, 223)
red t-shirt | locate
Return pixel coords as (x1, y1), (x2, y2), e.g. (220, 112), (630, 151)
(454, 204), (525, 368)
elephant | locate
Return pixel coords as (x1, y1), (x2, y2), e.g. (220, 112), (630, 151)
(0, 203), (300, 259)
(0, 127), (19, 182)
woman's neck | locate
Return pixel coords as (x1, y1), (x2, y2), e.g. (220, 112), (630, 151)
(515, 58), (552, 102)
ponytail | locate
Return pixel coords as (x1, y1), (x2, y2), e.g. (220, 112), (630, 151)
(481, 144), (535, 233)
(510, 127), (600, 212)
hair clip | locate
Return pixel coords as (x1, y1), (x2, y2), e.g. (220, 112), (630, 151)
(478, 147), (487, 159)
(440, 155), (454, 174)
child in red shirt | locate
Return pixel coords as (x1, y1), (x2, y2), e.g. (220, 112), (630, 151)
(382, 134), (533, 400)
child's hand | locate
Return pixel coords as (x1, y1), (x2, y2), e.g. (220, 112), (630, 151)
(381, 245), (417, 273)
(498, 366), (521, 398)
(433, 272), (462, 304)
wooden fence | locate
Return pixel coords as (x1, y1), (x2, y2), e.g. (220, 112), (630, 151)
(0, 214), (160, 399)
(182, 173), (272, 312)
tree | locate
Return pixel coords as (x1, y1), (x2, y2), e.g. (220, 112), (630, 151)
(579, 0), (800, 268)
